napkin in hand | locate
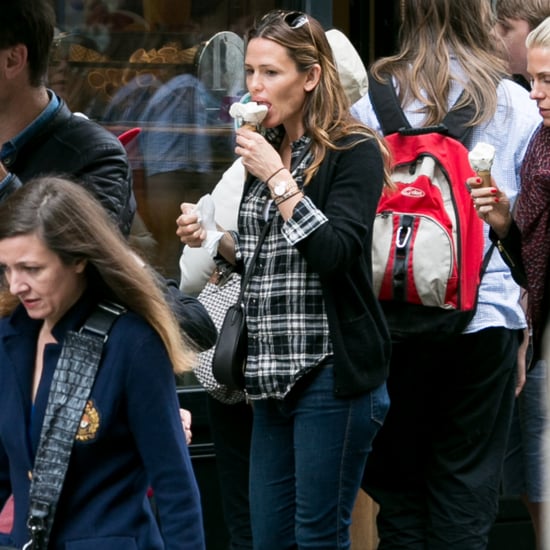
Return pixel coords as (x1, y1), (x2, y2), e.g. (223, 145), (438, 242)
(194, 194), (224, 256)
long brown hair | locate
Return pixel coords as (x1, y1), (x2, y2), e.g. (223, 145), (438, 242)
(372, 0), (509, 127)
(246, 10), (392, 189)
(0, 176), (194, 374)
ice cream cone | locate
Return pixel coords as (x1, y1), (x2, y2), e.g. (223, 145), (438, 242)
(229, 101), (268, 131)
(468, 142), (496, 188)
(241, 122), (258, 132)
(476, 170), (492, 188)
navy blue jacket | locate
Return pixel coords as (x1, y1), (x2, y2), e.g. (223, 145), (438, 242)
(0, 294), (205, 549)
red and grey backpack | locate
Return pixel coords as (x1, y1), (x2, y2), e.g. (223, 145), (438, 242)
(368, 73), (491, 340)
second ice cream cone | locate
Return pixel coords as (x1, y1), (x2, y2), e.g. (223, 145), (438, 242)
(477, 170), (492, 188)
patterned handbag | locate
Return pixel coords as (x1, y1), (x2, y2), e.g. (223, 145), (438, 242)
(195, 267), (247, 404)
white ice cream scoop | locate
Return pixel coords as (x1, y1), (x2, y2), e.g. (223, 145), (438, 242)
(229, 101), (268, 130)
(468, 142), (496, 187)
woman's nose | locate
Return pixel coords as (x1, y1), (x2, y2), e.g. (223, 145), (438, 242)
(8, 272), (29, 295)
(248, 73), (263, 93)
(530, 80), (547, 100)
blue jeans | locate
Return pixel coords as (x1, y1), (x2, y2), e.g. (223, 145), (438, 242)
(249, 362), (389, 550)
(502, 359), (549, 502)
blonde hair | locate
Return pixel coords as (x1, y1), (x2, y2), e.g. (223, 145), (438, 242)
(372, 0), (508, 127)
(526, 16), (550, 49)
(0, 176), (194, 374)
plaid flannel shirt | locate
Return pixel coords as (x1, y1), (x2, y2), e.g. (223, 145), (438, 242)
(232, 130), (333, 399)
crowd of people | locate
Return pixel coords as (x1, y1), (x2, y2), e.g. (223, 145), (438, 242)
(0, 0), (549, 549)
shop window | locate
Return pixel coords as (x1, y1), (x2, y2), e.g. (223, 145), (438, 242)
(51, 0), (280, 278)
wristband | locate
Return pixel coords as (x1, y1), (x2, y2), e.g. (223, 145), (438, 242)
(274, 188), (302, 206)
(265, 167), (285, 186)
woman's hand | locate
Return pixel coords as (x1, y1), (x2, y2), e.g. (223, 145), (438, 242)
(515, 328), (529, 397)
(180, 408), (192, 445)
(235, 127), (284, 182)
(467, 176), (513, 239)
(176, 203), (206, 247)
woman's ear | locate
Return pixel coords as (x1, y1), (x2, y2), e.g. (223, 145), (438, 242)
(74, 258), (88, 274)
(304, 63), (321, 92)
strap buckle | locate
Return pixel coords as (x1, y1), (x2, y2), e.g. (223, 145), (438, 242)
(79, 300), (126, 342)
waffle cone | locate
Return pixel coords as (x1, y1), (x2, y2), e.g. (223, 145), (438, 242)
(476, 170), (492, 188)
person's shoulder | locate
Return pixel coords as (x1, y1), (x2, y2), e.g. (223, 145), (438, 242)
(494, 78), (540, 132)
(350, 92), (373, 117)
(107, 310), (158, 343)
(47, 102), (123, 151)
(334, 132), (380, 153)
(318, 133), (382, 178)
(0, 313), (12, 332)
(65, 112), (124, 147)
(498, 77), (531, 97)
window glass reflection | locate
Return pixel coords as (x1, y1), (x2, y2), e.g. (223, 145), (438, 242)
(51, 0), (278, 277)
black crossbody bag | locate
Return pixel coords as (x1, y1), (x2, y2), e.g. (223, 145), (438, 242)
(212, 217), (273, 390)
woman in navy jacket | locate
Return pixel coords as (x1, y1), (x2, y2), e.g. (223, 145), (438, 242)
(0, 176), (205, 550)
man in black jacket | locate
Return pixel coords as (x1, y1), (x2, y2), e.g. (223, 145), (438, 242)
(0, 0), (135, 237)
(0, 0), (216, 352)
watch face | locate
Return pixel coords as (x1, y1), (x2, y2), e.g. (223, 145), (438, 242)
(273, 181), (287, 196)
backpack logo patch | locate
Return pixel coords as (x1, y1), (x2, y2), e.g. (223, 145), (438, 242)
(401, 187), (425, 198)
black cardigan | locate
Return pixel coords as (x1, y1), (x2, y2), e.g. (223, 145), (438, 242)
(296, 136), (391, 397)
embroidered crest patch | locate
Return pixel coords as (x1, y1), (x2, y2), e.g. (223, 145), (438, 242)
(76, 400), (100, 442)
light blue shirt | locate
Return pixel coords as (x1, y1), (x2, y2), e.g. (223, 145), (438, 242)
(351, 76), (540, 332)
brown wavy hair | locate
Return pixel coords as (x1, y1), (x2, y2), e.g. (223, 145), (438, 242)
(496, 0), (550, 31)
(246, 10), (392, 189)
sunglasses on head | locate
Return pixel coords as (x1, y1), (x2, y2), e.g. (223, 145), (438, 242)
(284, 11), (309, 29)
(261, 10), (310, 29)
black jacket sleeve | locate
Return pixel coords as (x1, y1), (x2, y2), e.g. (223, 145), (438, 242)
(162, 278), (218, 352)
(489, 221), (527, 288)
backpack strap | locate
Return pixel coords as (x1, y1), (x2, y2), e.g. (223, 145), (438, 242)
(367, 72), (476, 144)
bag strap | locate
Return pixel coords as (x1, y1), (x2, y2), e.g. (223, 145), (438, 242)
(480, 242), (495, 279)
(26, 300), (126, 550)
(367, 72), (475, 144)
(237, 217), (274, 304)
(235, 140), (312, 303)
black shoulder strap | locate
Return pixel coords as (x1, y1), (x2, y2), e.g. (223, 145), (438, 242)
(79, 300), (127, 340)
(238, 217), (274, 302)
(367, 72), (475, 144)
(368, 72), (410, 135)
